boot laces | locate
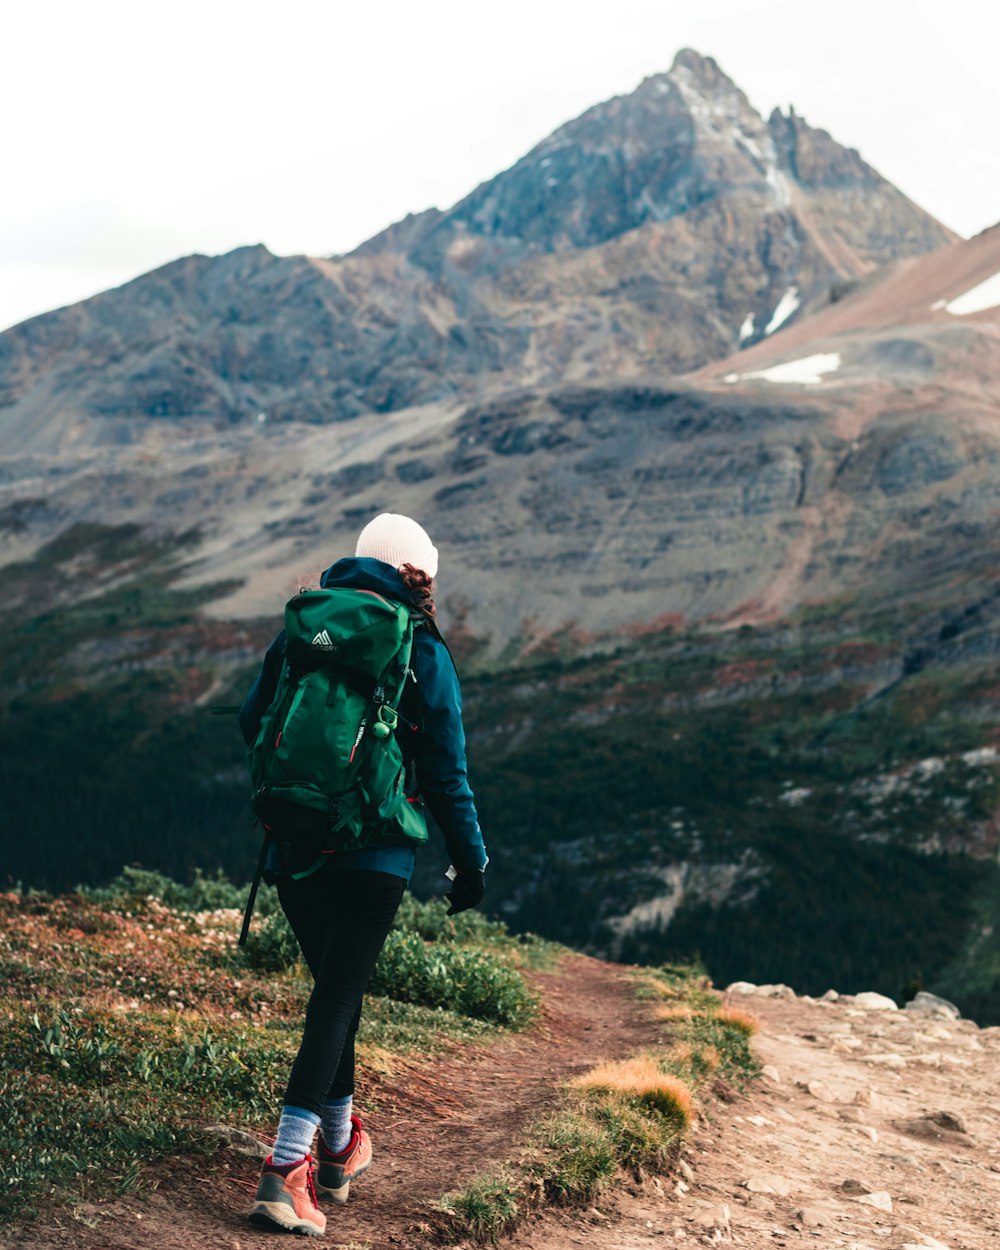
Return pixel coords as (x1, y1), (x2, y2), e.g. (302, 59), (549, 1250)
(305, 1157), (319, 1209)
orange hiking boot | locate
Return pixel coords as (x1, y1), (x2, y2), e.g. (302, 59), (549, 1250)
(315, 1114), (372, 1204)
(249, 1154), (326, 1237)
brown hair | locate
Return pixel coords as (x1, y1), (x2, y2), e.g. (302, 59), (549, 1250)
(398, 562), (436, 622)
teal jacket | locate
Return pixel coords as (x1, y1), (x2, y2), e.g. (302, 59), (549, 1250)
(239, 557), (487, 882)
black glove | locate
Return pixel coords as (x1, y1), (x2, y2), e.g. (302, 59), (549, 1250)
(445, 869), (485, 916)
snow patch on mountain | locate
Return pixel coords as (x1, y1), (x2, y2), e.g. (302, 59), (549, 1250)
(765, 287), (800, 335)
(765, 161), (792, 209)
(725, 352), (842, 386)
(945, 269), (1000, 316)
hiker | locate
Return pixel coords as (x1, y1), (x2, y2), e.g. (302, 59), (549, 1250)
(238, 513), (488, 1237)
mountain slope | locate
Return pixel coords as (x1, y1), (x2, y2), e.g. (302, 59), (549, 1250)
(2, 227), (999, 655)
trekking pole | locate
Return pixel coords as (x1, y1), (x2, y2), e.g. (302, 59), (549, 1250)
(238, 830), (272, 947)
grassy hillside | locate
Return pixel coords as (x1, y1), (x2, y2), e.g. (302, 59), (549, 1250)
(0, 870), (546, 1222)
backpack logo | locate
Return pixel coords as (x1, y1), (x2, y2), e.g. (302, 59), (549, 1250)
(310, 629), (335, 650)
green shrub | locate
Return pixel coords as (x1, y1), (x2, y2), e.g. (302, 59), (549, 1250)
(80, 866), (281, 916)
(592, 1095), (678, 1172)
(394, 893), (556, 967)
(29, 1010), (122, 1081)
(241, 910), (301, 973)
(369, 929), (535, 1025)
(435, 1167), (521, 1243)
(235, 891), (539, 1026)
(394, 893), (512, 944)
(530, 1110), (618, 1200)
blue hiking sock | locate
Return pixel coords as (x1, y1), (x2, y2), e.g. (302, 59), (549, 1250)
(271, 1105), (321, 1167)
(320, 1094), (353, 1154)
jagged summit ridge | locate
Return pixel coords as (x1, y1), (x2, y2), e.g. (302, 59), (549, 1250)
(0, 49), (957, 435)
(408, 48), (787, 255)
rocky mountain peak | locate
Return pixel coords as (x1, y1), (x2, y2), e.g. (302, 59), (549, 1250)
(0, 51), (959, 438)
(405, 51), (780, 259)
(668, 46), (745, 98)
(671, 46), (715, 73)
(632, 48), (734, 101)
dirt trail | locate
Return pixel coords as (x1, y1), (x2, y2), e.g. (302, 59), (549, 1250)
(508, 985), (1000, 1250)
(7, 954), (660, 1250)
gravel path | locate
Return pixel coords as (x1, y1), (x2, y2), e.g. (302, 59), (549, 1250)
(507, 984), (1000, 1250)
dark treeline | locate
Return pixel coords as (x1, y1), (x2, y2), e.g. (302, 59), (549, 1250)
(2, 609), (999, 1023)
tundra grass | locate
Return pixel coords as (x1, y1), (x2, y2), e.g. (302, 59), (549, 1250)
(435, 964), (758, 1245)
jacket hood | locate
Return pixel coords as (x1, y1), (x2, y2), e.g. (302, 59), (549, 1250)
(320, 556), (416, 604)
(320, 556), (442, 641)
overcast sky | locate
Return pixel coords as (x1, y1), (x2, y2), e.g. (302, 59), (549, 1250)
(2, 0), (998, 332)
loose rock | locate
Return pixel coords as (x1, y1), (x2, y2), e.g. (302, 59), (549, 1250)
(797, 1079), (836, 1101)
(904, 991), (960, 1020)
(796, 1206), (831, 1227)
(756, 983), (797, 999)
(201, 1123), (269, 1160)
(862, 1052), (907, 1067)
(924, 1109), (967, 1133)
(691, 1205), (731, 1235)
(855, 1190), (893, 1212)
(726, 980), (758, 995)
(896, 1113), (969, 1142)
(744, 1172), (793, 1196)
(854, 1088), (885, 1110)
(853, 991), (899, 1011)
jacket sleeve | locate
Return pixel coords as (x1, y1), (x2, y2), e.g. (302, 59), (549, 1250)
(238, 630), (286, 747)
(411, 628), (488, 874)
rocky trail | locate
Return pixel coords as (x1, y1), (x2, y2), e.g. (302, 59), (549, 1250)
(509, 983), (1000, 1250)
(7, 967), (998, 1250)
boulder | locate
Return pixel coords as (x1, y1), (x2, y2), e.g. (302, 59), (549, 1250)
(726, 980), (759, 994)
(853, 991), (899, 1011)
(202, 1122), (269, 1159)
(904, 991), (960, 1020)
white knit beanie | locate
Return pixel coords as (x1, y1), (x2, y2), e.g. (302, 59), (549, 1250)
(355, 513), (439, 579)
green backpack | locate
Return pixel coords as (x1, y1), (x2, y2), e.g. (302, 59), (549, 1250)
(246, 586), (429, 875)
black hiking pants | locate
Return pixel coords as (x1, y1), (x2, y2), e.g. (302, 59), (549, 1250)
(277, 867), (407, 1116)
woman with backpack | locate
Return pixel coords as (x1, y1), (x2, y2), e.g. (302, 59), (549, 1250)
(238, 513), (488, 1237)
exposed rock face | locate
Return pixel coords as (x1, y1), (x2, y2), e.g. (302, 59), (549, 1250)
(0, 50), (955, 443)
(0, 222), (998, 657)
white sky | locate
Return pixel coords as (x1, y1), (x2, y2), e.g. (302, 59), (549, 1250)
(2, 0), (998, 332)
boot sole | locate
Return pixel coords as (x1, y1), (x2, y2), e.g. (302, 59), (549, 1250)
(249, 1200), (325, 1237)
